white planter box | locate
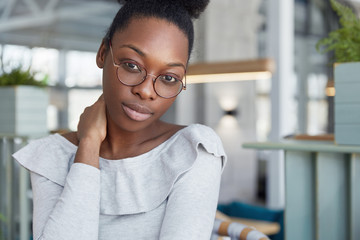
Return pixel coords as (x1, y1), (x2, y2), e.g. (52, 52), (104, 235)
(0, 86), (48, 136)
(334, 62), (360, 145)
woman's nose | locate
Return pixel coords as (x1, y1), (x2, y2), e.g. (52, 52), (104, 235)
(131, 74), (158, 100)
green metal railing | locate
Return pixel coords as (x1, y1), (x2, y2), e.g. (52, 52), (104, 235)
(0, 135), (31, 240)
(243, 140), (360, 240)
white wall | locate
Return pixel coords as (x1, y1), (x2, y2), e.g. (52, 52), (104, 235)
(176, 0), (263, 203)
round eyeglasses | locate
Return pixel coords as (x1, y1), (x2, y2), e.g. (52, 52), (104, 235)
(108, 41), (186, 99)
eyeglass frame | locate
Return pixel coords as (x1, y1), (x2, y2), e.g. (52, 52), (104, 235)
(107, 40), (187, 99)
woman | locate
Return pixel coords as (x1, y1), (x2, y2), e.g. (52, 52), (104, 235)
(14, 0), (227, 239)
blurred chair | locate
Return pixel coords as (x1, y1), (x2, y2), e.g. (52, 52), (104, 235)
(217, 202), (283, 240)
(212, 211), (271, 240)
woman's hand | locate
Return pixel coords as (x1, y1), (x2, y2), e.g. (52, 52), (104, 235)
(77, 94), (107, 145)
(74, 95), (107, 169)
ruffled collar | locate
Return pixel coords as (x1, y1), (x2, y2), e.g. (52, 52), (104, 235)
(14, 124), (226, 215)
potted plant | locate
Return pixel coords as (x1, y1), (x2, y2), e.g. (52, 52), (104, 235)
(0, 67), (49, 136)
(316, 0), (360, 145)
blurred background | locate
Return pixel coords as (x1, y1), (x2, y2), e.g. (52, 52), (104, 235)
(1, 0), (359, 239)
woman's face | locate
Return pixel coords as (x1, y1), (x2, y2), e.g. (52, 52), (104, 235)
(97, 17), (189, 132)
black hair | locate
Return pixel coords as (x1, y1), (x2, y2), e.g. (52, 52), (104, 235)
(104, 0), (209, 59)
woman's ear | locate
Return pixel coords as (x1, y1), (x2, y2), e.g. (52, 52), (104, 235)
(96, 39), (107, 69)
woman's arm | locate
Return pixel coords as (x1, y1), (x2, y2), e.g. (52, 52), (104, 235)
(31, 96), (107, 240)
(159, 146), (223, 240)
(74, 95), (107, 169)
(31, 164), (100, 240)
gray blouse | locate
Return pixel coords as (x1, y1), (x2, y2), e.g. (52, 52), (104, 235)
(13, 124), (227, 240)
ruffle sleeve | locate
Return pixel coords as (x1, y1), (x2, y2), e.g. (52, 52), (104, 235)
(13, 134), (77, 186)
(13, 124), (227, 216)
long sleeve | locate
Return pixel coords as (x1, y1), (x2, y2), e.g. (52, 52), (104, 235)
(13, 124), (227, 239)
(159, 146), (223, 239)
(31, 163), (100, 240)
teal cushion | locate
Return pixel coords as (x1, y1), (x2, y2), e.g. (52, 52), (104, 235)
(217, 202), (283, 240)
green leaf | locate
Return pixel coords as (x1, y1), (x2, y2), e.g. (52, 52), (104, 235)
(316, 0), (360, 63)
(0, 67), (48, 87)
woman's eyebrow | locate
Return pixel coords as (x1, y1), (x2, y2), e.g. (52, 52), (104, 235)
(119, 44), (145, 57)
(120, 44), (186, 70)
(168, 62), (186, 70)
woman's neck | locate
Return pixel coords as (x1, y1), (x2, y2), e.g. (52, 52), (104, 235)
(99, 120), (180, 160)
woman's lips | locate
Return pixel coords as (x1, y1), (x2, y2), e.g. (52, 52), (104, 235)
(122, 103), (153, 121)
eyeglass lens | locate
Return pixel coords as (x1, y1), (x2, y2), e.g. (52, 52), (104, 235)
(116, 61), (184, 98)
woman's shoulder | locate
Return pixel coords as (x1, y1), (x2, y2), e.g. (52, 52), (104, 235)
(152, 123), (222, 153)
(13, 133), (77, 186)
(61, 131), (79, 146)
(157, 123), (226, 162)
(161, 122), (219, 138)
(168, 123), (227, 173)
(175, 123), (222, 143)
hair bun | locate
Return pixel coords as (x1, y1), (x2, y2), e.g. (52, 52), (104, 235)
(117, 0), (209, 19)
(178, 0), (210, 18)
(117, 0), (127, 5)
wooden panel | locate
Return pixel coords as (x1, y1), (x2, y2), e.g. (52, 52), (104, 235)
(334, 62), (360, 145)
(334, 62), (360, 84)
(316, 152), (349, 240)
(187, 58), (275, 75)
(0, 136), (30, 240)
(350, 154), (360, 240)
(16, 86), (48, 135)
(243, 141), (360, 154)
(335, 82), (360, 103)
(335, 103), (360, 123)
(0, 86), (48, 136)
(0, 88), (16, 134)
(243, 141), (360, 239)
(285, 151), (315, 240)
(335, 124), (360, 145)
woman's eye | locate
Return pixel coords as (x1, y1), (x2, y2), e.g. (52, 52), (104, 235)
(160, 75), (178, 83)
(122, 62), (141, 73)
